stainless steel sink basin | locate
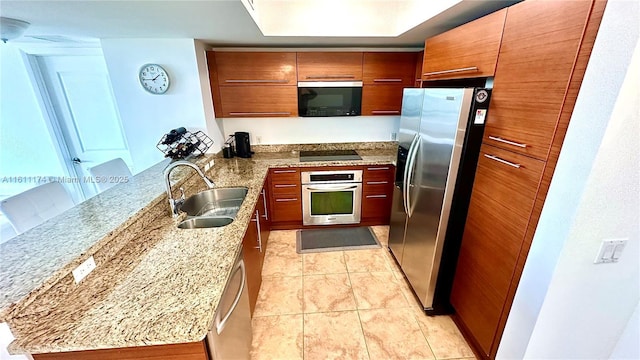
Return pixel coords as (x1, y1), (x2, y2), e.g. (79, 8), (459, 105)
(180, 187), (248, 218)
(178, 216), (234, 229)
(176, 187), (248, 229)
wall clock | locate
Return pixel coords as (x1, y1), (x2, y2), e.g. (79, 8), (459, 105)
(138, 63), (170, 94)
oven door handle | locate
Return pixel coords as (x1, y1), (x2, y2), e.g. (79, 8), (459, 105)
(305, 185), (359, 191)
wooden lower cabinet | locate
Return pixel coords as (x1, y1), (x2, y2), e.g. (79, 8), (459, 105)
(32, 341), (209, 360)
(361, 165), (395, 225)
(268, 168), (303, 229)
(450, 145), (545, 356)
(243, 188), (270, 315)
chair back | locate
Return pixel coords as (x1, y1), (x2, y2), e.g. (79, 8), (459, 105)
(88, 158), (132, 192)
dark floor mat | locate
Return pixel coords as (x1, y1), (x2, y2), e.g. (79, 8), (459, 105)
(296, 227), (381, 254)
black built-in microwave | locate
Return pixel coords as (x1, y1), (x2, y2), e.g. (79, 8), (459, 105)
(297, 81), (362, 117)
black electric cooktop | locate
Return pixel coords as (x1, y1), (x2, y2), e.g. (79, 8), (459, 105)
(299, 150), (362, 162)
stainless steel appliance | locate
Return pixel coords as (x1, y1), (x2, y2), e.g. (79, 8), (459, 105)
(301, 169), (363, 225)
(389, 87), (491, 315)
(298, 81), (362, 117)
(206, 250), (252, 359)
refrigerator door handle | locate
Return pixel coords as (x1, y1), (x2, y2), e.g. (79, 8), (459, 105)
(402, 134), (419, 215)
(405, 135), (421, 218)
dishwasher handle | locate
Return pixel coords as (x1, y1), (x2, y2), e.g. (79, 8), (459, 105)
(215, 259), (246, 335)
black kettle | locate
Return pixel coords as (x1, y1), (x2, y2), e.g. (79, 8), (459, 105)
(234, 132), (253, 158)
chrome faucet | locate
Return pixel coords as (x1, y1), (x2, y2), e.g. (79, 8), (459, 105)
(164, 160), (215, 217)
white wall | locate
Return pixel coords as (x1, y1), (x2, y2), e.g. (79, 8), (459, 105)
(0, 45), (66, 196)
(100, 39), (209, 173)
(497, 1), (640, 358)
(221, 115), (399, 145)
(194, 40), (225, 152)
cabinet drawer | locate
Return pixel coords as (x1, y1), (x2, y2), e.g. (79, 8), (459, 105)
(363, 183), (392, 194)
(219, 86), (297, 117)
(297, 52), (363, 81)
(361, 193), (392, 221)
(271, 182), (301, 196)
(214, 52), (297, 85)
(450, 144), (544, 355)
(483, 0), (593, 160)
(363, 52), (416, 86)
(361, 85), (405, 116)
(363, 165), (395, 181)
(270, 196), (302, 223)
(269, 168), (300, 181)
(422, 8), (506, 80)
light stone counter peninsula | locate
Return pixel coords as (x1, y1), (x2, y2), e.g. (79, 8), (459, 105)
(1, 142), (396, 355)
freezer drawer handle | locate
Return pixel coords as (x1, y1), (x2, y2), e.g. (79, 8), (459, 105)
(488, 136), (528, 148)
(423, 66), (478, 77)
(484, 154), (522, 169)
(215, 259), (246, 335)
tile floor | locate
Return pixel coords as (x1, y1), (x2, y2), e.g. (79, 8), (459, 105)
(250, 226), (477, 360)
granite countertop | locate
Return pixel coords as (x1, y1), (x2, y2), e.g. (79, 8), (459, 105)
(2, 143), (397, 355)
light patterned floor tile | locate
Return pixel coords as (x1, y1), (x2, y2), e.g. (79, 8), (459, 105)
(304, 311), (369, 360)
(303, 251), (347, 275)
(251, 314), (303, 360)
(370, 226), (390, 246)
(349, 272), (409, 309)
(412, 312), (475, 359)
(303, 273), (356, 313)
(253, 276), (303, 316)
(344, 249), (391, 273)
(359, 308), (435, 359)
(262, 250), (302, 277)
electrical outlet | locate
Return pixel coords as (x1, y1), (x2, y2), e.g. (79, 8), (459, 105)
(391, 132), (397, 141)
(72, 256), (96, 283)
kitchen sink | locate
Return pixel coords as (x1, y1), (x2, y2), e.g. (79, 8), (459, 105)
(177, 187), (248, 229)
(178, 216), (235, 229)
(180, 187), (248, 218)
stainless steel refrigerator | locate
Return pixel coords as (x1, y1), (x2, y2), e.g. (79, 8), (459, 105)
(388, 87), (491, 315)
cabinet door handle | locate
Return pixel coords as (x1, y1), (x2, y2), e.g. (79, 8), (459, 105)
(224, 79), (289, 84)
(274, 184), (297, 188)
(253, 210), (263, 252)
(373, 78), (402, 82)
(423, 66), (478, 77)
(276, 198), (298, 202)
(306, 74), (355, 79)
(366, 194), (387, 199)
(366, 181), (388, 185)
(484, 154), (522, 169)
(367, 167), (390, 171)
(273, 170), (296, 174)
(261, 189), (268, 220)
(371, 110), (401, 115)
(488, 136), (528, 148)
(229, 112), (291, 116)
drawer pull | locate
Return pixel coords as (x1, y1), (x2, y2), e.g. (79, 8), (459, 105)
(367, 167), (390, 171)
(225, 79), (289, 84)
(276, 198), (298, 202)
(423, 66), (478, 77)
(488, 136), (528, 148)
(229, 112), (291, 116)
(373, 78), (402, 82)
(366, 181), (388, 185)
(484, 154), (521, 169)
(371, 110), (401, 115)
(274, 184), (297, 188)
(306, 74), (355, 79)
(366, 194), (387, 199)
(273, 170), (296, 174)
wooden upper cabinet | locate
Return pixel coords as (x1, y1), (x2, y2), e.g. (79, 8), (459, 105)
(214, 52), (297, 85)
(297, 52), (363, 81)
(414, 50), (424, 87)
(362, 85), (405, 116)
(483, 0), (594, 161)
(218, 86), (297, 117)
(422, 8), (506, 80)
(450, 144), (544, 356)
(362, 52), (416, 86)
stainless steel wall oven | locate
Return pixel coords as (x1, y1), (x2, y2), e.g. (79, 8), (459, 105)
(301, 169), (362, 225)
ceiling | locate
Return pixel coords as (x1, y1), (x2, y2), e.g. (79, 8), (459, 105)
(0, 0), (519, 48)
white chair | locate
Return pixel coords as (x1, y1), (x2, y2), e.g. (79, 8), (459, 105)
(0, 181), (75, 234)
(88, 158), (132, 192)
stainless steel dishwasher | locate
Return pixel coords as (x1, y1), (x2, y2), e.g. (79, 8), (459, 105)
(206, 250), (252, 360)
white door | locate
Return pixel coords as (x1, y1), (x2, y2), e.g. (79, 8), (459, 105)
(35, 55), (132, 199)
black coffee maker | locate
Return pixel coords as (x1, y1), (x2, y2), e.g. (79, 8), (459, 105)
(234, 131), (253, 158)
